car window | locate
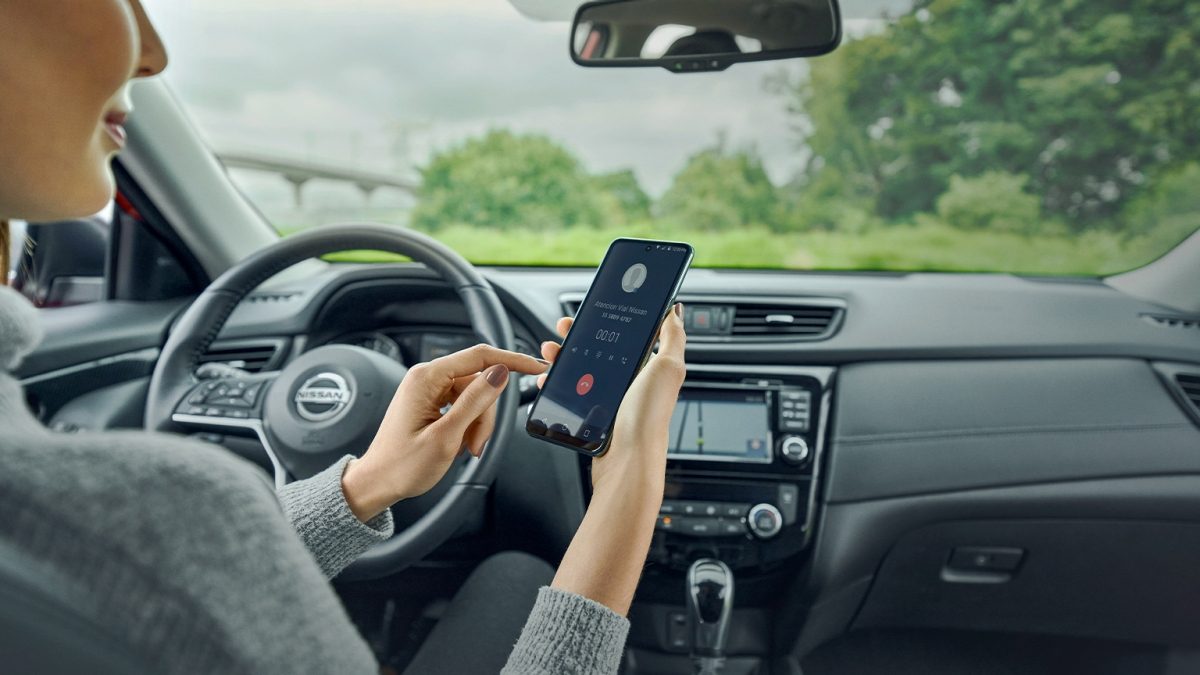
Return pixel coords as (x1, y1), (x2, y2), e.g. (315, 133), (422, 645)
(12, 214), (109, 308)
(146, 0), (1200, 275)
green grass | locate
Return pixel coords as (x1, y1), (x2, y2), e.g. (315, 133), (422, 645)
(296, 219), (1193, 277)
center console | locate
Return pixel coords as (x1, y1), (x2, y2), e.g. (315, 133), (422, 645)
(647, 364), (834, 573)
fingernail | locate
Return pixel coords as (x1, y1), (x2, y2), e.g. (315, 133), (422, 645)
(535, 358), (550, 366)
(485, 363), (509, 388)
(673, 302), (684, 318)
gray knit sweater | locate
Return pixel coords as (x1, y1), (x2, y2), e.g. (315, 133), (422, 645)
(0, 286), (628, 674)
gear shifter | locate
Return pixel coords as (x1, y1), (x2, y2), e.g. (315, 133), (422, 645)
(686, 558), (734, 675)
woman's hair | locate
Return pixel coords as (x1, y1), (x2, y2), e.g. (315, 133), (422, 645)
(0, 220), (9, 286)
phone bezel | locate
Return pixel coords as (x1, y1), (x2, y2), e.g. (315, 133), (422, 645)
(525, 237), (693, 456)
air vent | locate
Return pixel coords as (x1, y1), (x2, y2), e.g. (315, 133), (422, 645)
(1142, 314), (1200, 331)
(198, 339), (286, 373)
(1176, 374), (1200, 416)
(558, 294), (845, 342)
(731, 304), (842, 339)
(246, 292), (301, 304)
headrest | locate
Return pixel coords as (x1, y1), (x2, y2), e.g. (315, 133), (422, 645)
(665, 30), (742, 57)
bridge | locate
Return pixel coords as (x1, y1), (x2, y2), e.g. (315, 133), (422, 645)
(216, 151), (419, 208)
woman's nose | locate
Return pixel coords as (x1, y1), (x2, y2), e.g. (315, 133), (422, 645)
(130, 0), (168, 78)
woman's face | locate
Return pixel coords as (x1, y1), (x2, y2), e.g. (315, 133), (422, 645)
(0, 0), (167, 221)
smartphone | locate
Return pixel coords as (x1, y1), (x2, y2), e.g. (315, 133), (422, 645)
(526, 238), (693, 456)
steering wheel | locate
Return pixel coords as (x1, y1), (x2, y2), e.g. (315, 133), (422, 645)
(144, 224), (517, 580)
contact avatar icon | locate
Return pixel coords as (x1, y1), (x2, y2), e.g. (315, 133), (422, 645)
(622, 263), (648, 293)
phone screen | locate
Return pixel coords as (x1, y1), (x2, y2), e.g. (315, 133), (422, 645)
(526, 238), (692, 455)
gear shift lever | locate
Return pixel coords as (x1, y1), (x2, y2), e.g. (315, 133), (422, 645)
(686, 558), (734, 675)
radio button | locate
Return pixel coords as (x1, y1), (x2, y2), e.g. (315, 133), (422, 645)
(718, 519), (746, 536)
(656, 515), (678, 532)
(779, 436), (810, 465)
(660, 500), (683, 514)
(748, 504), (783, 539)
(719, 503), (750, 518)
(778, 485), (800, 524)
(683, 518), (720, 536)
(681, 501), (722, 517)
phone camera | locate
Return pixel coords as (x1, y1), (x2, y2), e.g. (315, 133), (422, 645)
(645, 245), (652, 251)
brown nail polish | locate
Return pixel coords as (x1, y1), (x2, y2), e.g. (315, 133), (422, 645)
(485, 363), (509, 387)
(673, 302), (684, 317)
(535, 358), (551, 366)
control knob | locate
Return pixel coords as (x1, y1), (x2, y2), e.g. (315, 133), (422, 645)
(747, 503), (783, 540)
(778, 435), (810, 465)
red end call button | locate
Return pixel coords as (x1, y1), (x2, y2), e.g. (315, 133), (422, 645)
(576, 373), (595, 396)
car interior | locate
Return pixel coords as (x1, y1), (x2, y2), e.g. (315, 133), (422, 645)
(5, 0), (1200, 673)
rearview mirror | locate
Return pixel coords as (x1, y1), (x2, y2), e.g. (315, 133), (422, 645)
(571, 0), (841, 72)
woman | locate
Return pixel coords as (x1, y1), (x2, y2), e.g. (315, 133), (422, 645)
(0, 2), (686, 673)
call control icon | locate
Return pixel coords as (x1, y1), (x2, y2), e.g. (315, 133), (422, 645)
(576, 373), (595, 396)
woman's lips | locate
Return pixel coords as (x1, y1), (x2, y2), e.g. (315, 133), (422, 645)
(104, 111), (128, 148)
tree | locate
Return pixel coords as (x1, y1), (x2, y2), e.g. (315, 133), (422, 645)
(412, 130), (605, 230)
(658, 144), (781, 230)
(936, 171), (1042, 234)
(591, 169), (652, 223)
(785, 0), (1200, 230)
(1123, 162), (1200, 250)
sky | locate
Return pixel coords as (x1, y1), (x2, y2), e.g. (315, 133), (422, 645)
(142, 0), (897, 214)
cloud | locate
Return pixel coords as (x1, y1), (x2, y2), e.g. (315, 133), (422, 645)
(145, 0), (813, 198)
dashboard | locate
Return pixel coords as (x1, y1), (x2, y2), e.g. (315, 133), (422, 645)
(198, 262), (1200, 660)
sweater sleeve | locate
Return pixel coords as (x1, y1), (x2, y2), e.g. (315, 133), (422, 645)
(502, 587), (630, 675)
(276, 455), (394, 578)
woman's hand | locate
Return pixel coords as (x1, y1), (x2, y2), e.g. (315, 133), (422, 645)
(538, 305), (686, 501)
(540, 304), (687, 615)
(341, 345), (548, 522)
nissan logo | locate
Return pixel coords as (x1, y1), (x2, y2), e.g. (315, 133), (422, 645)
(294, 372), (353, 422)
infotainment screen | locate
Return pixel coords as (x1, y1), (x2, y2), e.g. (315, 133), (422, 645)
(667, 388), (772, 463)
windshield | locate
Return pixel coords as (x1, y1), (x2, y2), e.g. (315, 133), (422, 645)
(146, 0), (1200, 275)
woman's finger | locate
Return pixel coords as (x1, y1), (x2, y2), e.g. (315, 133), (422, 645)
(433, 363), (510, 442)
(463, 398), (498, 457)
(540, 340), (561, 363)
(556, 316), (573, 339)
(427, 344), (548, 381)
(439, 372), (478, 407)
(656, 303), (686, 360)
